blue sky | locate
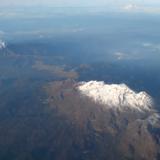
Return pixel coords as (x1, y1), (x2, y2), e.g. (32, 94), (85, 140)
(1, 0), (160, 7)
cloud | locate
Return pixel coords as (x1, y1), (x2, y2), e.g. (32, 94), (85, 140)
(72, 28), (85, 33)
(120, 3), (160, 14)
(114, 52), (140, 60)
(123, 4), (139, 11)
(0, 40), (6, 49)
(77, 81), (153, 112)
(1, 0), (160, 7)
(142, 42), (160, 51)
(114, 52), (130, 60)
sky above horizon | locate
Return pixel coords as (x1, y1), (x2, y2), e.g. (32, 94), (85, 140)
(1, 0), (160, 7)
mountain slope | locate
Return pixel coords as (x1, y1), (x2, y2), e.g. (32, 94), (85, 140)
(45, 80), (160, 160)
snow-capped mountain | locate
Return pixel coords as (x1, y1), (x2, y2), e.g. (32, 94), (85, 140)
(77, 81), (153, 112)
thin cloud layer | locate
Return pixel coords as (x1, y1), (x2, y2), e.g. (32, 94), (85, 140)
(1, 0), (160, 8)
(113, 52), (141, 61)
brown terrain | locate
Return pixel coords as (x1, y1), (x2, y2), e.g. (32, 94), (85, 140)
(44, 80), (160, 160)
(32, 60), (78, 79)
(0, 78), (159, 160)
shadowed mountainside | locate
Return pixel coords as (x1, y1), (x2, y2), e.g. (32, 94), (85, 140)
(0, 77), (159, 160)
(45, 80), (160, 160)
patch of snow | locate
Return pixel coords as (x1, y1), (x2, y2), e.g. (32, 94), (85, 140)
(147, 113), (160, 126)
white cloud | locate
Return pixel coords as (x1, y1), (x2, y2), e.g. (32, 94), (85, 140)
(123, 4), (139, 11)
(72, 28), (85, 33)
(77, 81), (153, 112)
(114, 52), (129, 60)
(120, 3), (160, 13)
(0, 40), (6, 49)
(114, 52), (140, 60)
(142, 42), (160, 51)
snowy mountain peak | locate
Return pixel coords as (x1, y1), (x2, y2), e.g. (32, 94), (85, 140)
(77, 81), (153, 112)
